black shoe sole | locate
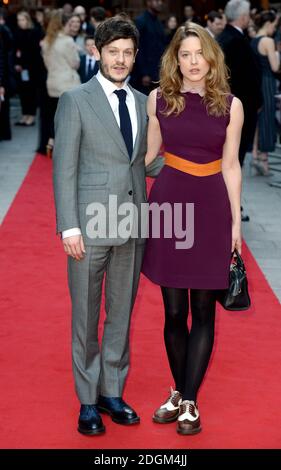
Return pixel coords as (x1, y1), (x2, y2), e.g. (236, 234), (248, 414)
(77, 425), (106, 435)
(152, 414), (179, 424)
(112, 416), (140, 425)
(177, 425), (202, 435)
(97, 406), (140, 425)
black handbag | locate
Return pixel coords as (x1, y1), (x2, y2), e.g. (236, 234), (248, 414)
(218, 249), (251, 311)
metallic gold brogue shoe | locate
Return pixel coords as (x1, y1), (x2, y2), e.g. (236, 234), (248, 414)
(152, 387), (182, 424)
(177, 400), (202, 435)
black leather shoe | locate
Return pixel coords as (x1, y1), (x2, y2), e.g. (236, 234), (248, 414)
(241, 206), (250, 222)
(78, 404), (105, 435)
(241, 212), (250, 222)
(97, 396), (140, 425)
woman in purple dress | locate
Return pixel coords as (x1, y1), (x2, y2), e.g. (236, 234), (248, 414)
(142, 22), (243, 435)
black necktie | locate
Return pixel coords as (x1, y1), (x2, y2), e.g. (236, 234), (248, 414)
(114, 89), (133, 160)
(87, 58), (93, 79)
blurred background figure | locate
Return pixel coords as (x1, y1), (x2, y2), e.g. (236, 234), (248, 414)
(33, 7), (47, 34)
(218, 8), (227, 29)
(165, 14), (178, 44)
(0, 27), (8, 140)
(0, 26), (5, 106)
(0, 7), (13, 141)
(41, 9), (80, 158)
(205, 10), (225, 38)
(132, 0), (166, 94)
(217, 0), (262, 169)
(24, 7), (48, 153)
(73, 5), (89, 34)
(78, 35), (99, 83)
(217, 0), (263, 222)
(88, 6), (107, 36)
(14, 11), (39, 126)
(64, 13), (85, 55)
(247, 22), (257, 38)
(62, 3), (73, 16)
(251, 10), (280, 176)
(183, 3), (201, 24)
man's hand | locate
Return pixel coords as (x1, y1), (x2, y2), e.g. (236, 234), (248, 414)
(63, 235), (86, 260)
(142, 75), (151, 87)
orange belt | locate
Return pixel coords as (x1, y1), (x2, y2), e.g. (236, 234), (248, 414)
(164, 151), (222, 177)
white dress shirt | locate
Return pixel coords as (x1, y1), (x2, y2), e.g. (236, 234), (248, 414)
(233, 25), (243, 35)
(205, 27), (215, 38)
(95, 70), (138, 145)
(62, 70), (138, 239)
(85, 54), (96, 74)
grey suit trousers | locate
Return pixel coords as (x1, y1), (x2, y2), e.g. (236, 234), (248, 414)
(67, 239), (145, 404)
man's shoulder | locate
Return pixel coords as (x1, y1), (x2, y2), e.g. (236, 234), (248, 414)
(129, 85), (147, 104)
(64, 78), (97, 96)
(59, 82), (91, 103)
(218, 25), (243, 44)
(135, 11), (147, 27)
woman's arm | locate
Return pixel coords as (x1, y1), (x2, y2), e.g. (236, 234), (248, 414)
(263, 37), (280, 72)
(65, 37), (80, 70)
(222, 97), (244, 253)
(145, 88), (163, 166)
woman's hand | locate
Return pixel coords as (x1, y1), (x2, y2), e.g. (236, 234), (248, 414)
(232, 223), (242, 254)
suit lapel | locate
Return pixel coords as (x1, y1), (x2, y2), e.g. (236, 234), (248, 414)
(83, 77), (129, 158)
(129, 85), (145, 163)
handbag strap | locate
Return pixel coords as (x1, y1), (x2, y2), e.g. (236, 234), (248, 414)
(232, 249), (246, 271)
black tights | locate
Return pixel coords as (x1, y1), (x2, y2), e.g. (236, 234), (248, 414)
(161, 287), (216, 402)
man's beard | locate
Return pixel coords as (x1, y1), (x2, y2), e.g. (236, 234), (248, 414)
(99, 62), (130, 84)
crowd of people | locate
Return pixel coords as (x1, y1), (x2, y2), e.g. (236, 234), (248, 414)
(0, 1), (280, 174)
(0, 0), (280, 437)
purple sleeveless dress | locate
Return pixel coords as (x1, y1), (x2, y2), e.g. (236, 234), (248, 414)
(142, 91), (233, 289)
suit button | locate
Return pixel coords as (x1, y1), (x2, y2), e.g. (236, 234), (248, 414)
(128, 190), (133, 195)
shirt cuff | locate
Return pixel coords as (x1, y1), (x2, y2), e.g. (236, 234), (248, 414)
(62, 228), (82, 239)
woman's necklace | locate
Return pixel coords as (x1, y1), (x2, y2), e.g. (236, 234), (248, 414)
(181, 85), (205, 96)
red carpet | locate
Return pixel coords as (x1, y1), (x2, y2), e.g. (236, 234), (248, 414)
(0, 154), (280, 449)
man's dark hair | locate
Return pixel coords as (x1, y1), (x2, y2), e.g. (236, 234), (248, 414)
(84, 35), (95, 43)
(184, 3), (195, 11)
(90, 6), (106, 22)
(206, 10), (223, 23)
(94, 17), (139, 53)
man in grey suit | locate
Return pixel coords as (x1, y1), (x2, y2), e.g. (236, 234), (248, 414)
(53, 17), (163, 435)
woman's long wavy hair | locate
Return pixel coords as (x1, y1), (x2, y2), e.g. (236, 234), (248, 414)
(159, 22), (230, 117)
(44, 10), (63, 47)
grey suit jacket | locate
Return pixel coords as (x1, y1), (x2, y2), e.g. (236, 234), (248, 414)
(53, 76), (163, 246)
